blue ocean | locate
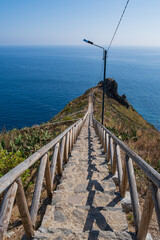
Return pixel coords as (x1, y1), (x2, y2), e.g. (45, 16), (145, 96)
(0, 46), (159, 131)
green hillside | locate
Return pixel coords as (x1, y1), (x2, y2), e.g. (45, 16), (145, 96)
(0, 82), (160, 239)
(0, 83), (159, 182)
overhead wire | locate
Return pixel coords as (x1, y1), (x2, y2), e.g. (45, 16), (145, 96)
(107, 0), (130, 52)
(97, 0), (130, 85)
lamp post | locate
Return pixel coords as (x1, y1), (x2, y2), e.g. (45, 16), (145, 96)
(83, 39), (107, 125)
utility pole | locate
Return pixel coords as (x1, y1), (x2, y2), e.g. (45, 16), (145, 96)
(83, 39), (107, 125)
(102, 50), (107, 125)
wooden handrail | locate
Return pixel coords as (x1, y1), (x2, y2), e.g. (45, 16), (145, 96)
(0, 109), (88, 239)
(94, 118), (160, 188)
(93, 116), (160, 239)
(0, 118), (84, 194)
(0, 91), (159, 240)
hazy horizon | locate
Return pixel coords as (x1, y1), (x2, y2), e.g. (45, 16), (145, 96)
(1, 1), (160, 47)
(1, 45), (160, 48)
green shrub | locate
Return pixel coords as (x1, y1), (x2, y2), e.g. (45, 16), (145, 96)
(0, 146), (30, 181)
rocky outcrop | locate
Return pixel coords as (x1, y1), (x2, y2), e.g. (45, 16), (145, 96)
(98, 78), (130, 108)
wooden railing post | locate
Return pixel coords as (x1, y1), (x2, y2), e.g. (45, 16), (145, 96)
(57, 143), (62, 175)
(0, 182), (18, 240)
(103, 130), (107, 153)
(45, 155), (52, 198)
(96, 122), (99, 136)
(107, 135), (111, 163)
(16, 178), (34, 239)
(105, 133), (108, 157)
(72, 127), (74, 146)
(77, 122), (80, 138)
(73, 126), (75, 144)
(76, 122), (79, 139)
(150, 183), (160, 228)
(101, 129), (104, 149)
(76, 123), (79, 138)
(107, 136), (113, 168)
(101, 127), (103, 145)
(30, 154), (47, 226)
(100, 127), (103, 145)
(98, 125), (101, 142)
(112, 142), (117, 175)
(74, 125), (77, 142)
(69, 130), (72, 153)
(59, 136), (66, 174)
(70, 128), (73, 148)
(64, 132), (70, 163)
(126, 156), (140, 232)
(120, 155), (128, 197)
(50, 142), (59, 186)
(116, 145), (123, 192)
(137, 182), (154, 240)
(96, 123), (99, 136)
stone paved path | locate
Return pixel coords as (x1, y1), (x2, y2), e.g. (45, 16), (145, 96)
(34, 118), (133, 240)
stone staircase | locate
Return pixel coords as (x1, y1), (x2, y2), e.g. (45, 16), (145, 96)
(33, 117), (133, 240)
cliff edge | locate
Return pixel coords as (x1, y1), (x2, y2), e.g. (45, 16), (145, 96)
(98, 78), (130, 108)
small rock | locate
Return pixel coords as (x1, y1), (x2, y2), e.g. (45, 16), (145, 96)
(32, 236), (48, 240)
(112, 172), (119, 185)
(73, 209), (85, 222)
(109, 181), (116, 189)
(57, 183), (65, 190)
(121, 191), (132, 212)
(54, 237), (63, 240)
(74, 183), (87, 193)
(52, 195), (62, 205)
(7, 231), (14, 238)
(58, 228), (73, 236)
(54, 210), (66, 222)
(38, 227), (49, 234)
(66, 195), (84, 205)
(98, 230), (116, 239)
(146, 233), (152, 240)
(115, 231), (133, 240)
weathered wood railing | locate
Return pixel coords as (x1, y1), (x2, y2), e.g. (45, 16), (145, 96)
(93, 117), (160, 240)
(0, 111), (88, 239)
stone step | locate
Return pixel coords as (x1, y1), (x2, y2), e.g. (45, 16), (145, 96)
(57, 178), (116, 193)
(34, 227), (133, 240)
(52, 191), (121, 208)
(33, 118), (132, 240)
(37, 204), (130, 237)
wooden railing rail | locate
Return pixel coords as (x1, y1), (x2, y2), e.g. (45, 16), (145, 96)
(93, 117), (160, 240)
(0, 111), (88, 239)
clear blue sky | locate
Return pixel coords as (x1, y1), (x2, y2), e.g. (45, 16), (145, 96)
(0, 0), (160, 46)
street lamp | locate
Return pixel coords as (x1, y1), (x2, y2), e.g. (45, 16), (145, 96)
(83, 39), (107, 125)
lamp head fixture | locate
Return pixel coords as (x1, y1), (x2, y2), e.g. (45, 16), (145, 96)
(83, 39), (93, 45)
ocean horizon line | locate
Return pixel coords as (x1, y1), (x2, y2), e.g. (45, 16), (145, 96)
(0, 45), (160, 49)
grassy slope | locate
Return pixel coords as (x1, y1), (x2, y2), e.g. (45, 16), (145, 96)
(0, 85), (159, 238)
(94, 87), (160, 172)
(0, 92), (88, 178)
(0, 85), (159, 179)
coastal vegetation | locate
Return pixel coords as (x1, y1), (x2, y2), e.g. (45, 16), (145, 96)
(0, 83), (159, 186)
(0, 82), (159, 239)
